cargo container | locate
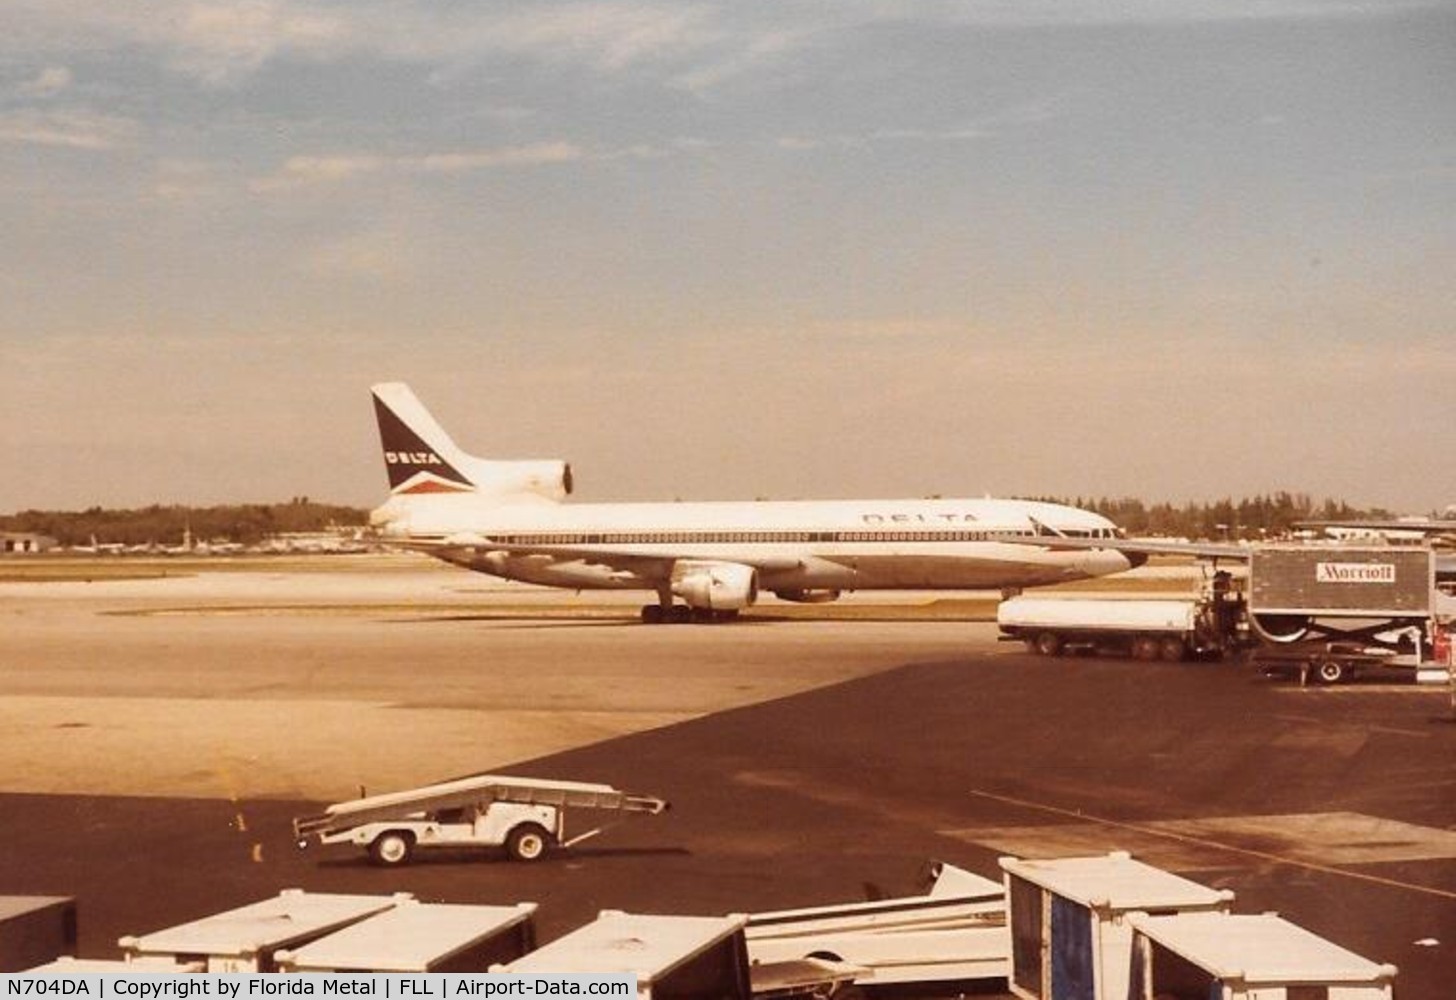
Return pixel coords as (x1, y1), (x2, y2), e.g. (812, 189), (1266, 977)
(1126, 911), (1396, 999)
(24, 957), (201, 973)
(0, 896), (77, 972)
(494, 911), (752, 1000)
(276, 901), (537, 973)
(118, 890), (407, 972)
(1000, 852), (1233, 1000)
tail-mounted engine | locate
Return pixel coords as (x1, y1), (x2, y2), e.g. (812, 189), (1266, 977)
(474, 460), (573, 502)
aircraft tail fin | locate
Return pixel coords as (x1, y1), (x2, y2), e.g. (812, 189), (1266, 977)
(370, 383), (573, 502)
(372, 382), (479, 495)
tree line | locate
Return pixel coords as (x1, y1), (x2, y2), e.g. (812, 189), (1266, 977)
(1, 492), (1401, 547)
(1028, 492), (1390, 540)
(0, 498), (367, 547)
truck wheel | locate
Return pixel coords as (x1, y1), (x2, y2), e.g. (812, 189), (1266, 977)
(1032, 632), (1063, 657)
(1314, 659), (1348, 685)
(368, 831), (414, 867)
(1132, 636), (1161, 661)
(1159, 637), (1187, 662)
(506, 823), (553, 862)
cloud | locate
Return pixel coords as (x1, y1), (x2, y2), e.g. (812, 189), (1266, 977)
(776, 136), (821, 151)
(302, 227), (414, 280)
(150, 158), (240, 201)
(18, 65), (72, 97)
(775, 126), (988, 152)
(250, 142), (592, 191)
(247, 153), (384, 191)
(458, 4), (710, 72)
(168, 1), (348, 82)
(405, 142), (583, 174)
(2, 0), (1442, 95)
(0, 109), (135, 150)
(3, 1), (718, 85)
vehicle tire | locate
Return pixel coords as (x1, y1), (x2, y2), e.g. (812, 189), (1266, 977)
(505, 823), (553, 862)
(1314, 659), (1348, 685)
(368, 830), (414, 867)
(1032, 631), (1063, 657)
(1132, 636), (1160, 661)
(641, 605), (665, 625)
(1159, 637), (1187, 662)
(668, 605), (693, 624)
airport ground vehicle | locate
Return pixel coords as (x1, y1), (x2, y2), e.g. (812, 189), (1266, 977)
(1244, 545), (1440, 684)
(998, 573), (1245, 662)
(1002, 545), (1449, 686)
(745, 862), (1009, 987)
(293, 775), (669, 866)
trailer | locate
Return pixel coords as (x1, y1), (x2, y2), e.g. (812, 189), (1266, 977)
(744, 862), (1008, 986)
(998, 572), (1245, 661)
(1247, 546), (1439, 684)
(293, 773), (669, 865)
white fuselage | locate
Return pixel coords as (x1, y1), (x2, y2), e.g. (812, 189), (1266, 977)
(371, 495), (1136, 594)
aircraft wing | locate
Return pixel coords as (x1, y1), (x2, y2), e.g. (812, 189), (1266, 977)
(386, 533), (805, 575)
(987, 533), (1250, 562)
(990, 532), (1455, 581)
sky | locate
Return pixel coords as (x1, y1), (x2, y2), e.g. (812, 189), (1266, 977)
(1, 0), (1452, 514)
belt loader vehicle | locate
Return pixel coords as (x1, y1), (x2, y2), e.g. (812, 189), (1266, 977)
(293, 774), (669, 865)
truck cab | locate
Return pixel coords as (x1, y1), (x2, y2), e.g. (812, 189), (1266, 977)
(326, 801), (560, 865)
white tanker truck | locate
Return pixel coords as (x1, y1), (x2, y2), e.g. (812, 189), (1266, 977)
(999, 546), (1449, 685)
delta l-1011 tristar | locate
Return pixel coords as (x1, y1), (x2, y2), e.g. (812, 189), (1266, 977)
(367, 383), (1144, 623)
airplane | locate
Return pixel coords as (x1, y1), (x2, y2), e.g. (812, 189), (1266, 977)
(71, 534), (127, 555)
(1295, 516), (1456, 545)
(367, 383), (1146, 623)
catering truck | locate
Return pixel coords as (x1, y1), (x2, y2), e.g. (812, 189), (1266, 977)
(1244, 545), (1439, 684)
(1000, 545), (1446, 684)
(998, 573), (1246, 662)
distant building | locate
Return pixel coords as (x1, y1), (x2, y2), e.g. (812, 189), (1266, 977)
(1, 533), (57, 554)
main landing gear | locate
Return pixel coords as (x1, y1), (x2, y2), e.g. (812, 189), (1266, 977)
(639, 603), (740, 625)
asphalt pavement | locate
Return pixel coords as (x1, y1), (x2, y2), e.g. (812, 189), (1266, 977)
(3, 644), (1452, 997)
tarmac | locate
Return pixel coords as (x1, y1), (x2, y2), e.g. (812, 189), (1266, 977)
(1, 557), (1453, 997)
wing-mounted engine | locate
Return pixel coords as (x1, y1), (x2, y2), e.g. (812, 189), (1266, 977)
(771, 589), (842, 604)
(671, 560), (758, 610)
